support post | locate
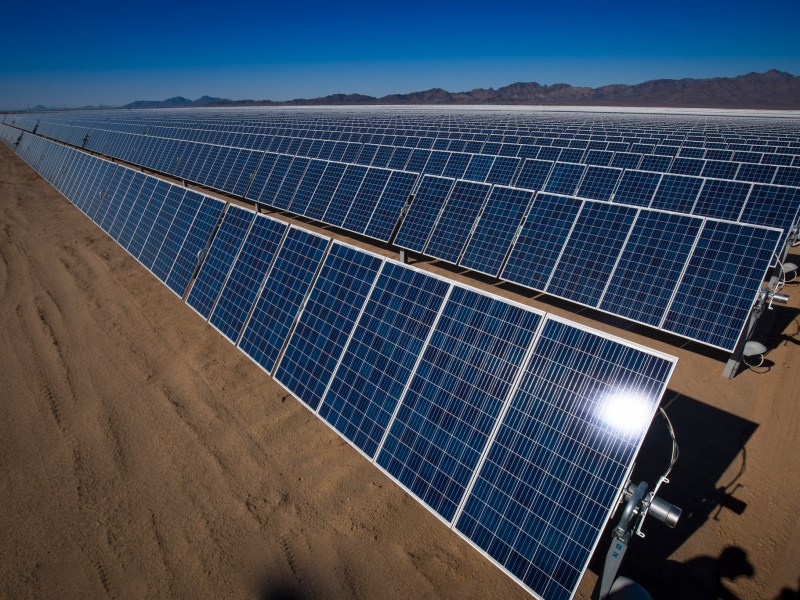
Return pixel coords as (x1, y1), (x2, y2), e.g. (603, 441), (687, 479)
(722, 290), (768, 379)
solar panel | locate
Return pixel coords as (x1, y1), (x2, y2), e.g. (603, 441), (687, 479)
(393, 175), (455, 252)
(318, 262), (451, 457)
(305, 162), (347, 221)
(322, 164), (368, 227)
(129, 180), (169, 263)
(600, 211), (703, 326)
(456, 316), (675, 600)
(662, 219), (782, 350)
(740, 184), (800, 232)
(376, 285), (544, 522)
(612, 170), (661, 207)
(501, 194), (583, 291)
(340, 168), (391, 234)
(577, 166), (622, 201)
(209, 214), (287, 343)
(424, 180), (492, 264)
(287, 159), (328, 215)
(459, 187), (535, 277)
(116, 175), (158, 251)
(544, 163), (586, 196)
(151, 187), (203, 282)
(546, 202), (638, 306)
(362, 170), (417, 242)
(274, 242), (383, 409)
(186, 204), (255, 319)
(273, 156), (310, 210)
(138, 185), (186, 271)
(650, 174), (703, 213)
(692, 179), (751, 221)
(238, 227), (330, 374)
(166, 195), (226, 297)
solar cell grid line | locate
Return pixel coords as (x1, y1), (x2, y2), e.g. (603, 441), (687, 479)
(208, 214), (288, 343)
(237, 227), (330, 373)
(458, 186), (536, 277)
(393, 175), (456, 252)
(151, 187), (207, 283)
(340, 168), (392, 234)
(599, 211), (703, 327)
(273, 242), (384, 410)
(424, 180), (493, 264)
(501, 194), (584, 292)
(649, 174), (704, 213)
(375, 285), (545, 523)
(660, 219), (783, 351)
(138, 185), (187, 271)
(165, 194), (226, 298)
(186, 204), (257, 319)
(322, 164), (369, 227)
(128, 180), (170, 262)
(285, 158), (328, 215)
(304, 161), (348, 221)
(546, 202), (638, 307)
(691, 179), (752, 221)
(455, 316), (676, 600)
(317, 262), (453, 458)
(356, 169), (417, 242)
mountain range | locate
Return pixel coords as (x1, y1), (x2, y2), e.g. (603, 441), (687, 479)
(23, 70), (800, 112)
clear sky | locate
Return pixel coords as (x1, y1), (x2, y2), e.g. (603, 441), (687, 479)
(2, 0), (799, 109)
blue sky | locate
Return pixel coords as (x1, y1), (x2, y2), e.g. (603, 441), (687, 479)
(2, 0), (799, 109)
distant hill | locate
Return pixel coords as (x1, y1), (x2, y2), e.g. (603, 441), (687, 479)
(20, 70), (797, 112)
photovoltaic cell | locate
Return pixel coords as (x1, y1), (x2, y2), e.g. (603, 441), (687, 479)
(600, 211), (702, 326)
(273, 156), (310, 210)
(424, 180), (492, 264)
(501, 194), (582, 292)
(341, 168), (391, 234)
(544, 163), (586, 196)
(393, 175), (455, 252)
(577, 166), (621, 201)
(274, 243), (382, 410)
(613, 171), (661, 207)
(186, 204), (255, 319)
(547, 203), (638, 306)
(662, 220), (782, 350)
(305, 162), (347, 221)
(692, 179), (751, 221)
(459, 187), (535, 277)
(138, 186), (186, 271)
(238, 227), (330, 374)
(208, 214), (287, 342)
(363, 170), (418, 242)
(740, 184), (800, 232)
(377, 286), (543, 522)
(457, 317), (674, 600)
(288, 159), (328, 215)
(650, 174), (703, 213)
(319, 262), (450, 457)
(152, 188), (203, 282)
(323, 164), (368, 227)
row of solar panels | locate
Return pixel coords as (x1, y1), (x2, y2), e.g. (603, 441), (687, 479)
(15, 117), (800, 178)
(3, 127), (677, 600)
(14, 110), (800, 151)
(4, 124), (786, 352)
(9, 121), (800, 238)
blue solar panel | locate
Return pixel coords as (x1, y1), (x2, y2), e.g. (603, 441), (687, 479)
(456, 317), (675, 600)
(600, 211), (702, 326)
(340, 168), (391, 234)
(547, 202), (638, 306)
(702, 161), (739, 180)
(138, 186), (186, 271)
(393, 176), (455, 252)
(650, 174), (703, 213)
(613, 171), (661, 207)
(273, 156), (310, 210)
(319, 262), (451, 457)
(257, 154), (293, 204)
(424, 181), (492, 264)
(544, 163), (586, 196)
(323, 164), (368, 227)
(129, 180), (168, 263)
(152, 188), (204, 282)
(287, 159), (328, 215)
(485, 156), (520, 186)
(186, 204), (255, 319)
(736, 163), (776, 184)
(442, 153), (471, 179)
(209, 214), (287, 343)
(662, 220), (782, 350)
(459, 187), (535, 277)
(577, 167), (622, 201)
(116, 176), (157, 251)
(244, 153), (279, 202)
(501, 194), (582, 291)
(363, 170), (418, 242)
(166, 195), (226, 297)
(305, 162), (347, 221)
(464, 155), (495, 182)
(740, 184), (800, 232)
(239, 227), (330, 374)
(376, 286), (543, 522)
(108, 172), (147, 242)
(96, 168), (134, 232)
(692, 179), (751, 221)
(274, 243), (382, 410)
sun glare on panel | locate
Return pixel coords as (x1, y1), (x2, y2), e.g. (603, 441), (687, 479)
(596, 389), (654, 438)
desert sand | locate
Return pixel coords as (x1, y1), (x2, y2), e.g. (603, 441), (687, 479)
(1, 141), (799, 600)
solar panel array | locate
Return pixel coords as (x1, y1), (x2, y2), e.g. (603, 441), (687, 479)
(2, 127), (678, 600)
(3, 109), (794, 353)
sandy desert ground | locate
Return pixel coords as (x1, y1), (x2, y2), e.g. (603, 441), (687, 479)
(1, 141), (799, 600)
